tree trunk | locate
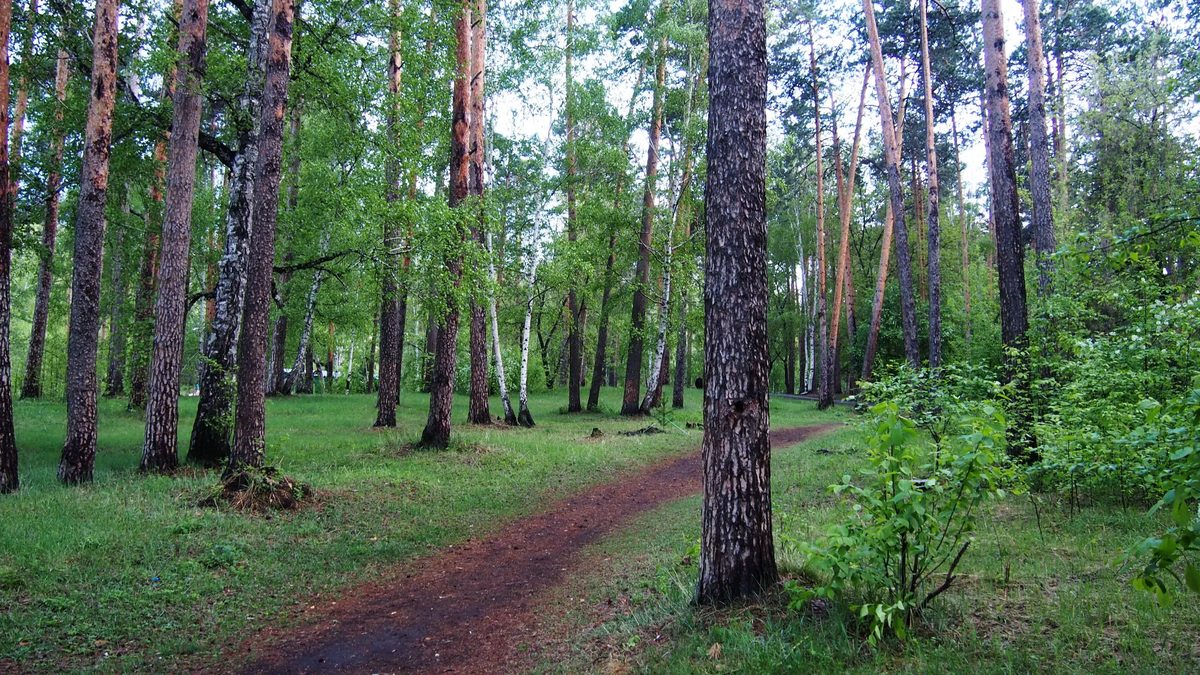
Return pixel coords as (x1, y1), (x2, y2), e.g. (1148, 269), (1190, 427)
(365, 312), (376, 394)
(696, 0), (776, 605)
(128, 143), (166, 411)
(952, 113), (971, 346)
(141, 0), (211, 472)
(104, 187), (129, 397)
(0, 0), (17, 492)
(228, 0), (294, 474)
(59, 0), (120, 485)
(640, 234), (673, 414)
(286, 231), (329, 395)
(1023, 0), (1055, 294)
(919, 0), (942, 368)
(268, 102), (302, 396)
(516, 255), (539, 427)
(467, 0), (490, 424)
(809, 25), (832, 410)
(187, 0), (271, 467)
(863, 0), (919, 369)
(422, 0), (471, 448)
(829, 69), (868, 396)
(564, 0), (583, 414)
(586, 236), (616, 412)
(622, 24), (666, 416)
(982, 0), (1033, 458)
(486, 232), (516, 424)
(374, 0), (404, 426)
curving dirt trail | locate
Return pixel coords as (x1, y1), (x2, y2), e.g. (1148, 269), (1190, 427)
(232, 424), (839, 675)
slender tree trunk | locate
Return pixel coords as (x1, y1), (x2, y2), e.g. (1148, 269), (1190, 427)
(228, 0), (294, 474)
(809, 26), (832, 409)
(128, 144), (166, 411)
(1023, 0), (1055, 293)
(672, 290), (688, 407)
(563, 0), (584, 413)
(829, 69), (868, 397)
(58, 0), (119, 485)
(365, 312), (376, 394)
(919, 0), (942, 368)
(486, 232), (516, 424)
(983, 0), (1033, 458)
(861, 202), (894, 382)
(586, 236), (616, 412)
(344, 337), (354, 393)
(622, 24), (666, 416)
(863, 0), (918, 369)
(104, 188), (129, 397)
(640, 231), (673, 414)
(0, 0), (17, 492)
(952, 113), (971, 346)
(467, 0), (490, 424)
(422, 0), (471, 448)
(22, 46), (69, 400)
(696, 0), (775, 605)
(187, 0), (270, 466)
(286, 232), (329, 394)
(516, 255), (539, 427)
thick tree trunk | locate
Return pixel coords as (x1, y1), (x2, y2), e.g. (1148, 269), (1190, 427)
(59, 0), (119, 485)
(516, 254), (539, 427)
(375, 0), (403, 425)
(809, 27), (832, 410)
(983, 0), (1033, 458)
(228, 0), (294, 473)
(919, 0), (942, 368)
(187, 0), (270, 467)
(622, 28), (666, 416)
(696, 0), (776, 605)
(466, 0), (490, 424)
(22, 47), (69, 400)
(863, 0), (919, 369)
(141, 0), (211, 472)
(0, 0), (17, 492)
(1023, 0), (1055, 294)
(422, 0), (471, 448)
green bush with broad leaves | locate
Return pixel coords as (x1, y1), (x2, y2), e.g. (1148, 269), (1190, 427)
(787, 402), (1015, 644)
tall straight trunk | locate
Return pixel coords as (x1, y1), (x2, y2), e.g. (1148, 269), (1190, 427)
(324, 321), (334, 389)
(696, 0), (775, 604)
(286, 232), (329, 394)
(486, 231), (515, 424)
(422, 0), (471, 448)
(421, 311), (437, 391)
(344, 337), (354, 393)
(516, 255), (539, 427)
(809, 26), (831, 410)
(979, 90), (996, 270)
(640, 232), (673, 414)
(982, 0), (1032, 458)
(22, 46), (69, 400)
(268, 103), (302, 396)
(829, 69), (868, 393)
(669, 64), (698, 410)
(1023, 0), (1054, 293)
(861, 202), (894, 382)
(564, 0), (583, 413)
(187, 0), (270, 466)
(375, 0), (403, 425)
(952, 113), (971, 345)
(58, 0), (119, 485)
(919, 0), (942, 368)
(104, 187), (129, 397)
(467, 0), (490, 424)
(128, 143), (166, 411)
(622, 24), (666, 416)
(863, 0), (918, 369)
(141, 0), (211, 472)
(228, 0), (294, 473)
(365, 312), (376, 394)
(671, 291), (688, 407)
(0, 0), (16, 493)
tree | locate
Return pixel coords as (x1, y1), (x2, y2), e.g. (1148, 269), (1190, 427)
(375, 0), (403, 427)
(919, 0), (942, 368)
(58, 0), (120, 485)
(696, 0), (775, 605)
(982, 0), (1031, 457)
(0, 0), (15, 493)
(1023, 0), (1054, 293)
(228, 0), (294, 474)
(809, 23), (830, 410)
(188, 0), (272, 466)
(467, 0), (490, 425)
(829, 69), (868, 396)
(564, 0), (582, 414)
(141, 0), (212, 472)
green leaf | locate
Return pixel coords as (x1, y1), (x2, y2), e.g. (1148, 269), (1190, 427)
(1185, 565), (1200, 594)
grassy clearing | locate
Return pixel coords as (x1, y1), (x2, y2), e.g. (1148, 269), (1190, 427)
(0, 388), (839, 673)
(531, 421), (1200, 674)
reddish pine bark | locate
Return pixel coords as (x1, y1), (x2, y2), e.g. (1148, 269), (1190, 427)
(59, 0), (120, 485)
(696, 0), (776, 604)
(920, 0), (942, 368)
(467, 0), (490, 424)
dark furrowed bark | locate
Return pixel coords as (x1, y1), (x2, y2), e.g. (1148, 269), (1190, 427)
(141, 0), (211, 473)
(59, 0), (120, 485)
(186, 0), (270, 467)
(376, 0), (402, 426)
(0, 0), (17, 492)
(696, 0), (776, 604)
(466, 0), (490, 425)
(228, 0), (294, 474)
(1023, 0), (1055, 294)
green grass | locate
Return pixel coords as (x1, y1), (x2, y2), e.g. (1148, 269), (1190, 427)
(531, 422), (1200, 674)
(0, 387), (843, 673)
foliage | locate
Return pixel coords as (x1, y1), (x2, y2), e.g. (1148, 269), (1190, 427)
(789, 403), (1012, 644)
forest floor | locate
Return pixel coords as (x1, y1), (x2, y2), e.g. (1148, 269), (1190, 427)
(0, 387), (842, 674)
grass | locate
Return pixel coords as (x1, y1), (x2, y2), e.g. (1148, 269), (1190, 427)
(528, 421), (1200, 674)
(0, 387), (842, 673)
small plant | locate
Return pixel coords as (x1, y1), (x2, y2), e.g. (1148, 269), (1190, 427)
(788, 402), (1013, 644)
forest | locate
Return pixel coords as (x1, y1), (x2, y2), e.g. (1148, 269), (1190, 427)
(0, 0), (1198, 670)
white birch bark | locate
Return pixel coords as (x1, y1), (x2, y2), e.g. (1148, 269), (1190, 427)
(487, 232), (516, 423)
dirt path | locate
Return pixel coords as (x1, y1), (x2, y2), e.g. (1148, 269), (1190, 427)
(233, 424), (839, 675)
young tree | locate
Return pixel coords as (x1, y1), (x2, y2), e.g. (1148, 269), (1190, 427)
(486, 232), (516, 424)
(58, 0), (120, 485)
(696, 0), (775, 604)
(1023, 0), (1054, 292)
(982, 0), (1032, 456)
(863, 0), (919, 369)
(0, 0), (16, 493)
(516, 253), (539, 427)
(141, 0), (212, 472)
(919, 0), (942, 368)
(228, 0), (294, 474)
(809, 24), (830, 410)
